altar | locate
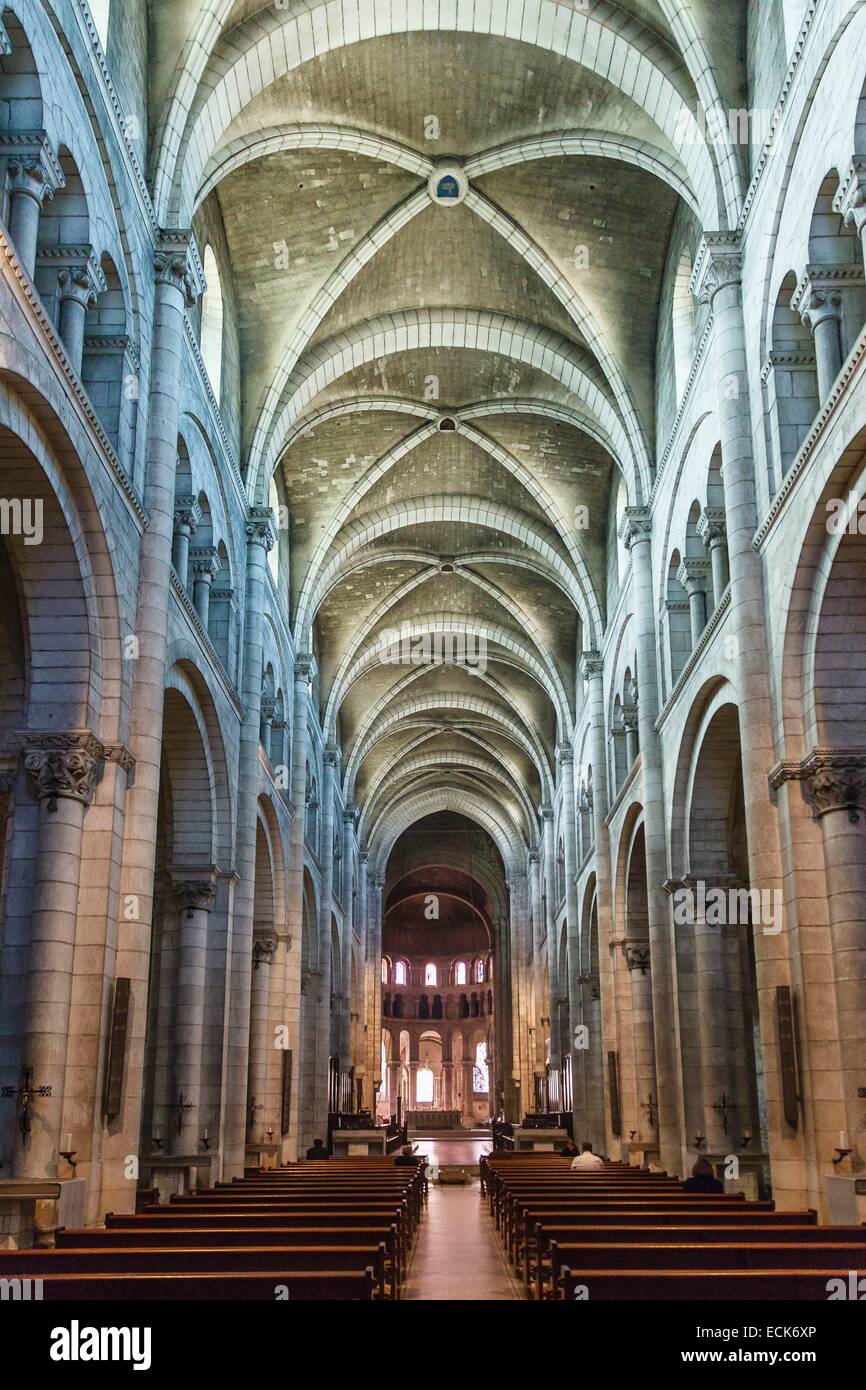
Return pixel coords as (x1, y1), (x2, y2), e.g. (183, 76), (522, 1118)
(407, 1109), (463, 1129)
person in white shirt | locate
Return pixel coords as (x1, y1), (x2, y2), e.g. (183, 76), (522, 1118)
(571, 1142), (605, 1171)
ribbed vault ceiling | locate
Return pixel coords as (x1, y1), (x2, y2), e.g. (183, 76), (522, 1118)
(150, 0), (750, 870)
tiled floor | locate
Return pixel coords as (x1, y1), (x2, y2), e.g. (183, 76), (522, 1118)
(403, 1144), (522, 1301)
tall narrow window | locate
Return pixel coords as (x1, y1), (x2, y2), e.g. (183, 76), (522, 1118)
(394, 961), (406, 986)
(424, 962), (437, 986)
(454, 960), (466, 985)
(381, 958), (388, 985)
(89, 0), (110, 50)
(672, 246), (696, 403)
(416, 1066), (434, 1104)
(474, 958), (485, 984)
(200, 246), (224, 403)
(473, 1042), (489, 1094)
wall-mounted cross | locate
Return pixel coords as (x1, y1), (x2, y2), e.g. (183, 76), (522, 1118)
(169, 1092), (194, 1136)
(1, 1066), (52, 1142)
(712, 1093), (731, 1135)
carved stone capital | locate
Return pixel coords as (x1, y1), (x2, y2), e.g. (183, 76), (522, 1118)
(801, 749), (866, 822)
(580, 785), (593, 814)
(581, 649), (603, 681)
(539, 803), (554, 822)
(260, 697), (276, 724)
(20, 730), (103, 810)
(676, 555), (712, 592)
(833, 159), (866, 236)
(1, 130), (65, 205)
(56, 254), (105, 309)
(791, 267), (863, 325)
(246, 505), (276, 551)
(324, 745), (340, 769)
(621, 702), (639, 733)
(556, 744), (573, 766)
(253, 936), (276, 969)
(618, 506), (652, 550)
(189, 545), (221, 580)
(697, 507), (727, 549)
(169, 866), (218, 916)
(623, 940), (651, 974)
(173, 494), (202, 534)
(294, 653), (313, 683)
(155, 229), (205, 307)
(690, 234), (743, 306)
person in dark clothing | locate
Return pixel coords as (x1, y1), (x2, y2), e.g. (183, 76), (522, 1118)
(394, 1144), (419, 1166)
(305, 1138), (330, 1159)
(682, 1156), (724, 1192)
(560, 1138), (579, 1158)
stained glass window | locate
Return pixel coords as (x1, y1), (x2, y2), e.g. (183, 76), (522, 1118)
(474, 958), (485, 983)
(454, 960), (466, 985)
(394, 961), (406, 985)
(473, 1041), (489, 1094)
(424, 962), (437, 986)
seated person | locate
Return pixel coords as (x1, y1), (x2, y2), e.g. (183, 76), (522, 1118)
(305, 1137), (330, 1160)
(560, 1137), (579, 1158)
(394, 1143), (420, 1167)
(571, 1141), (605, 1170)
(682, 1156), (724, 1192)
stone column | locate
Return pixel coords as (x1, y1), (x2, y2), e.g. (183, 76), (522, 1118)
(13, 732), (102, 1178)
(220, 507), (275, 1178)
(797, 277), (843, 403)
(56, 258), (104, 376)
(683, 874), (741, 1153)
(104, 231), (204, 1216)
(557, 745), (583, 1131)
(692, 234), (797, 1194)
(4, 137), (63, 278)
(247, 935), (276, 1143)
(622, 705), (639, 769)
(315, 746), (338, 1133)
(622, 940), (657, 1148)
(618, 511), (682, 1170)
(528, 849), (547, 1077)
(388, 1060), (401, 1117)
(676, 557), (711, 648)
(339, 806), (356, 1064)
(259, 696), (275, 762)
(801, 753), (866, 1162)
(540, 804), (560, 1063)
(168, 867), (217, 1153)
(171, 496), (201, 590)
(189, 545), (220, 630)
(698, 508), (729, 609)
(583, 652), (615, 1154)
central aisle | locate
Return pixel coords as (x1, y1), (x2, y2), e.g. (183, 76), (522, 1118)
(403, 1150), (523, 1301)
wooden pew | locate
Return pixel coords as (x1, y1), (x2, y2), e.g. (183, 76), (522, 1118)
(557, 1266), (866, 1301)
(25, 1269), (376, 1301)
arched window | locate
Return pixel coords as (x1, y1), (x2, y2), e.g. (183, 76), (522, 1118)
(474, 958), (485, 984)
(381, 958), (388, 985)
(200, 246), (224, 403)
(473, 1041), (489, 1094)
(672, 245), (696, 403)
(394, 961), (406, 986)
(424, 962), (437, 986)
(416, 1066), (434, 1104)
(454, 960), (466, 985)
(88, 0), (110, 50)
